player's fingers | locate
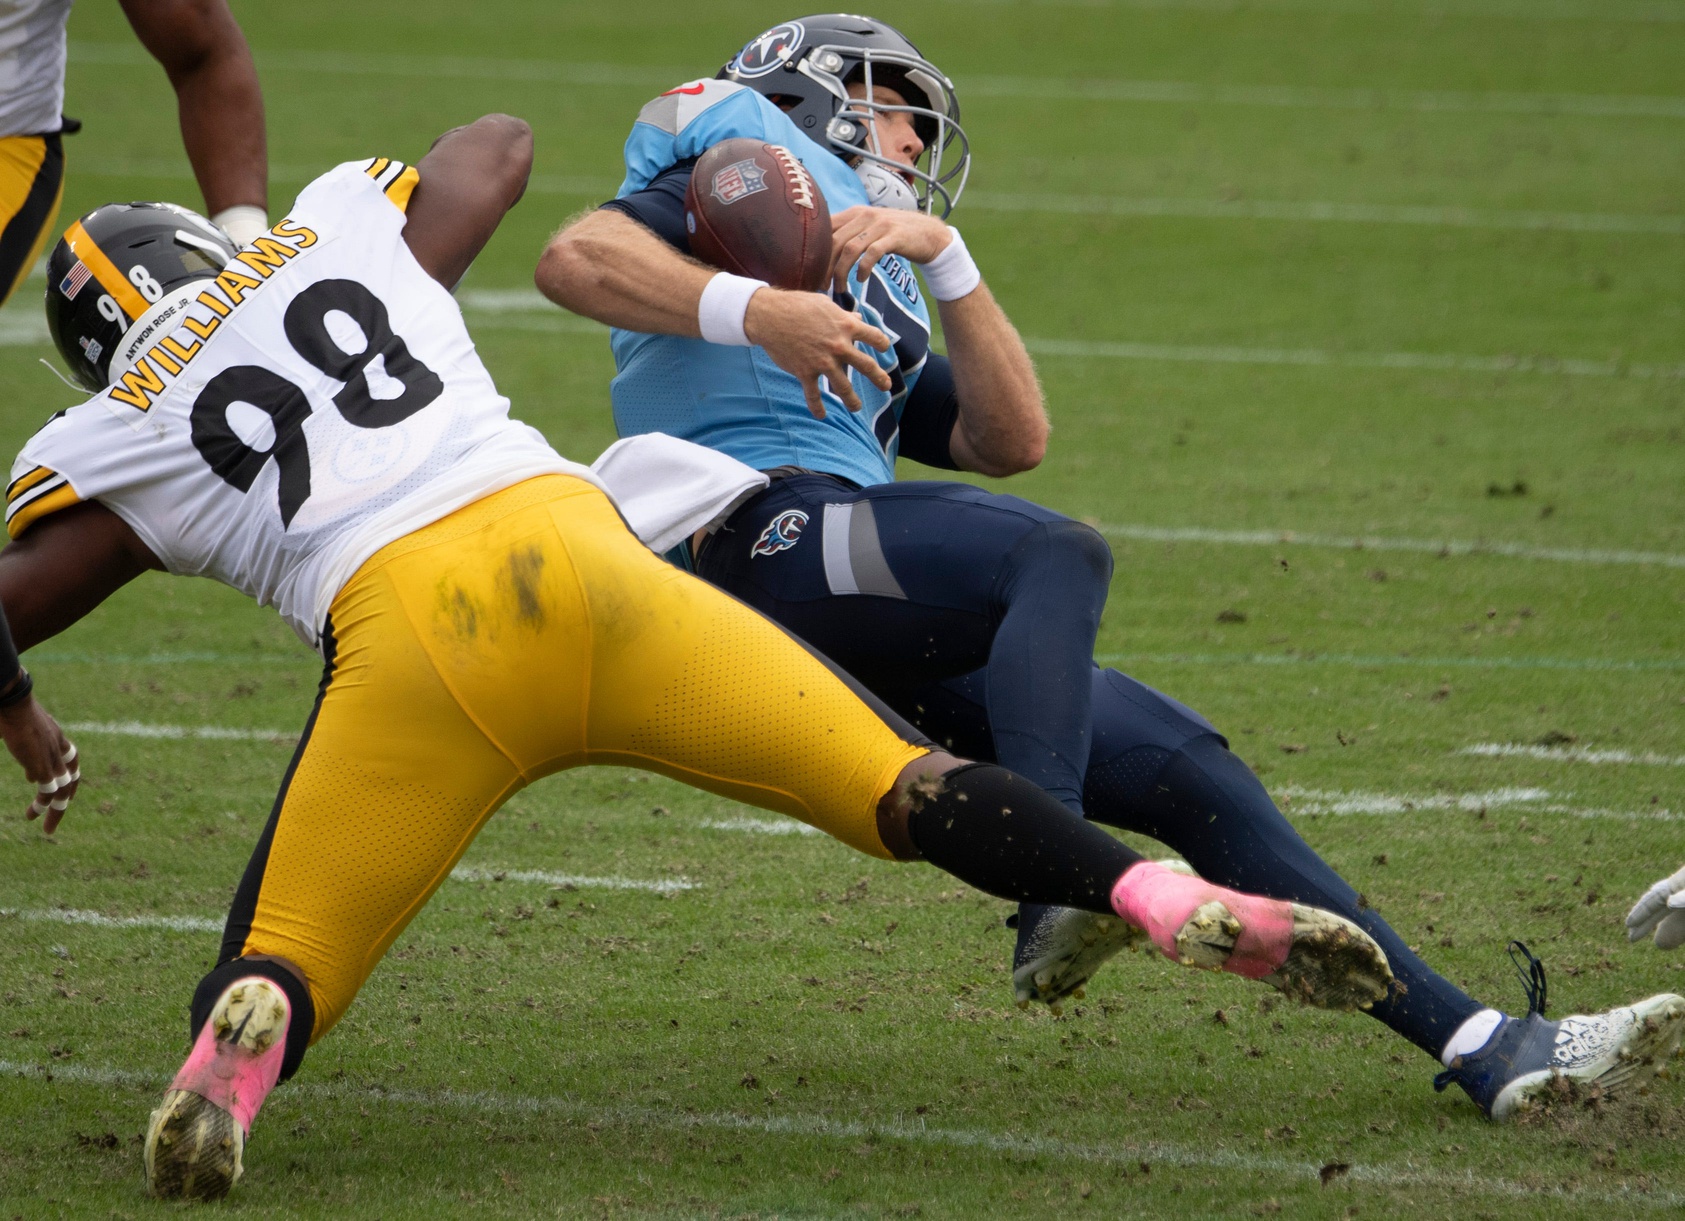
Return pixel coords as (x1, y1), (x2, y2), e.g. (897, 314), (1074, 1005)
(831, 230), (875, 287)
(1656, 909), (1685, 951)
(838, 344), (891, 394)
(801, 374), (828, 420)
(847, 318), (892, 353)
(824, 364), (865, 412)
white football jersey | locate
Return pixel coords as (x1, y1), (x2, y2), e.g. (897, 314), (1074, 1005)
(7, 158), (597, 649)
(0, 0), (71, 139)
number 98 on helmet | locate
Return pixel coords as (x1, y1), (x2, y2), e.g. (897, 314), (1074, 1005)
(44, 202), (237, 392)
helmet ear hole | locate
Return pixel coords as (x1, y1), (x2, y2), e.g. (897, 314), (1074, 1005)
(44, 201), (236, 392)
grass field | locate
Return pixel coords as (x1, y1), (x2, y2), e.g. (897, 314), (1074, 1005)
(3, 0), (1684, 1215)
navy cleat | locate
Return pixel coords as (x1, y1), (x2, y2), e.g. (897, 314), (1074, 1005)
(1008, 862), (1193, 1012)
(1434, 942), (1685, 1121)
(1009, 903), (1143, 1013)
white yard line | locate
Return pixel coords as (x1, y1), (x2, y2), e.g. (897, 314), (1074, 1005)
(1096, 650), (1685, 673)
(1463, 743), (1685, 768)
(449, 866), (696, 893)
(5, 1058), (1682, 1208)
(699, 817), (821, 837)
(1276, 784), (1682, 822)
(1, 873), (696, 939)
(1276, 784), (1551, 815)
(66, 39), (1685, 108)
(965, 190), (1685, 235)
(1025, 335), (1685, 380)
(964, 74), (1685, 118)
(945, 0), (1683, 22)
(29, 650), (311, 665)
(63, 720), (296, 742)
(1099, 523), (1685, 569)
(0, 908), (220, 932)
(0, 312), (48, 347)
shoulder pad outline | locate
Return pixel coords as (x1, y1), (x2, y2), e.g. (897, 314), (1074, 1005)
(635, 79), (747, 135)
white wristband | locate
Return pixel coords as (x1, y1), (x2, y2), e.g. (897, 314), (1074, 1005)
(917, 226), (981, 302)
(211, 205), (269, 247)
(698, 272), (768, 347)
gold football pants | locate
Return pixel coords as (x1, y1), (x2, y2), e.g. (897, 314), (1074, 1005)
(0, 133), (65, 309)
(221, 476), (929, 1041)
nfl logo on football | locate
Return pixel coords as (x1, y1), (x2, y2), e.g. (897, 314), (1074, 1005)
(710, 159), (768, 207)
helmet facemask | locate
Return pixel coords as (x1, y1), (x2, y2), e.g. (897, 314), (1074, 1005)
(799, 45), (969, 218)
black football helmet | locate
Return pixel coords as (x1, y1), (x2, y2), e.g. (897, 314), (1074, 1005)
(45, 201), (236, 391)
(718, 14), (969, 217)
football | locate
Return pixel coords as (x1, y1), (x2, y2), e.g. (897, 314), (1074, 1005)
(684, 137), (832, 292)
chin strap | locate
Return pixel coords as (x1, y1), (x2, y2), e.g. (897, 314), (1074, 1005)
(36, 358), (84, 392)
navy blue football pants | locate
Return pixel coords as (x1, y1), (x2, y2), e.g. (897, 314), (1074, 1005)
(698, 474), (1481, 1056)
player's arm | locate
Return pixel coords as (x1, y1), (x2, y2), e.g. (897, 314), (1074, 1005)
(831, 206), (1047, 477)
(401, 114), (535, 289)
(535, 205), (893, 418)
(118, 0), (268, 240)
(0, 501), (163, 832)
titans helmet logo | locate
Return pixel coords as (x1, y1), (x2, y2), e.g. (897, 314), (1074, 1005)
(750, 509), (809, 557)
(732, 21), (805, 78)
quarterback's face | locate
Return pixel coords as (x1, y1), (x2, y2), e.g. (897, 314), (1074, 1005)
(843, 82), (924, 174)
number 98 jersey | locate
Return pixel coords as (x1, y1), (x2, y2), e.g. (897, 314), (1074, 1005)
(7, 158), (594, 651)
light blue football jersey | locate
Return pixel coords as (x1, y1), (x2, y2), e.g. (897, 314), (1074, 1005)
(609, 79), (931, 489)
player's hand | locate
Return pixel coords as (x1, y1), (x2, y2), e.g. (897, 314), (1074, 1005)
(1626, 865), (1685, 950)
(829, 205), (952, 290)
(743, 287), (891, 419)
(0, 691), (80, 835)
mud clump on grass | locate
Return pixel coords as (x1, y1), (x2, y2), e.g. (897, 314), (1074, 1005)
(1514, 1073), (1685, 1149)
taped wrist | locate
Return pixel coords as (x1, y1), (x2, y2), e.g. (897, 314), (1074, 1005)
(191, 957), (316, 1082)
(210, 205), (269, 247)
(916, 227), (981, 301)
(904, 762), (1143, 913)
(698, 272), (768, 346)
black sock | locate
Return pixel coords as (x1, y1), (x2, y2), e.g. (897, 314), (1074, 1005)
(906, 763), (1142, 913)
(190, 957), (316, 1082)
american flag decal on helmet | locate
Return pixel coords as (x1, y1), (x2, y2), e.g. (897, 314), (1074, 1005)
(58, 261), (92, 299)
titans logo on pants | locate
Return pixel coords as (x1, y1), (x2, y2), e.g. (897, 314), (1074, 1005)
(751, 509), (808, 557)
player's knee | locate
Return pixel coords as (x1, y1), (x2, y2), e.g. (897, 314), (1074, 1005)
(1030, 519), (1113, 596)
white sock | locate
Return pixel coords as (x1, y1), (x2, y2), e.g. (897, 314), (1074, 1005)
(1441, 1008), (1506, 1066)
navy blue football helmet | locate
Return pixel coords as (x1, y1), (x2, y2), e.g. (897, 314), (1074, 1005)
(718, 14), (969, 217)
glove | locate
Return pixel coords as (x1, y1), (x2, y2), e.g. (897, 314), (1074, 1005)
(1626, 865), (1685, 950)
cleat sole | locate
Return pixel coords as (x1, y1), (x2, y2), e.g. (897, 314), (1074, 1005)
(1171, 901), (1393, 1012)
(1260, 904), (1393, 1012)
(145, 1089), (243, 1201)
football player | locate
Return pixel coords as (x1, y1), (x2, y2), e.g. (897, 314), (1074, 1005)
(7, 114), (1396, 1201)
(1, 0), (267, 311)
(534, 12), (1685, 1120)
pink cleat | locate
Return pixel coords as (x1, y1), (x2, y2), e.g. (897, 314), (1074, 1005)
(144, 976), (290, 1200)
(1111, 862), (1393, 1011)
